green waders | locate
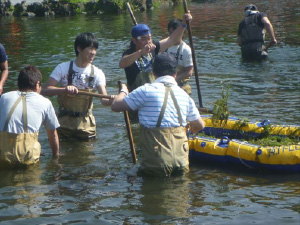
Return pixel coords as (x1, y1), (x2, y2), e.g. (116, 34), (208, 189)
(0, 93), (41, 169)
(178, 79), (191, 95)
(128, 54), (155, 123)
(139, 85), (189, 176)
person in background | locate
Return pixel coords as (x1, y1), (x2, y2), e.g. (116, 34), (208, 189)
(237, 4), (277, 60)
(120, 12), (192, 93)
(41, 32), (115, 141)
(112, 53), (205, 176)
(119, 12), (192, 121)
(0, 65), (60, 169)
(0, 43), (9, 96)
(165, 18), (193, 95)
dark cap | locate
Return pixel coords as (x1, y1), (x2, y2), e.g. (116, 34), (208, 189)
(153, 53), (177, 77)
(131, 24), (151, 38)
(244, 4), (257, 11)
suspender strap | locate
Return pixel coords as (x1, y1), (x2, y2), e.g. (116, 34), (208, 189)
(156, 85), (183, 127)
(22, 95), (28, 132)
(175, 42), (183, 63)
(68, 61), (74, 85)
(3, 93), (28, 132)
(156, 86), (170, 127)
(165, 42), (183, 63)
(68, 61), (95, 88)
(88, 65), (94, 88)
(169, 88), (183, 126)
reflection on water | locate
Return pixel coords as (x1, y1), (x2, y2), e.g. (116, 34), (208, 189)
(0, 0), (300, 224)
(139, 176), (192, 221)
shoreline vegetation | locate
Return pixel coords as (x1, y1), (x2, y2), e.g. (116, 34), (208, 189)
(0, 0), (177, 16)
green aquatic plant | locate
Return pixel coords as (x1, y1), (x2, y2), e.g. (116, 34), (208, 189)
(234, 118), (250, 128)
(211, 83), (230, 125)
(196, 132), (299, 147)
(251, 136), (299, 147)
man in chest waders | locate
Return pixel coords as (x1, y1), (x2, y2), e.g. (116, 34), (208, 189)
(238, 4), (277, 60)
(0, 65), (60, 169)
(165, 18), (193, 95)
(112, 53), (205, 176)
(42, 32), (115, 141)
(119, 11), (193, 122)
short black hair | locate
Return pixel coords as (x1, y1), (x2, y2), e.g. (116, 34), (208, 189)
(153, 53), (177, 77)
(168, 18), (182, 32)
(74, 32), (99, 56)
(244, 4), (257, 11)
(18, 65), (42, 91)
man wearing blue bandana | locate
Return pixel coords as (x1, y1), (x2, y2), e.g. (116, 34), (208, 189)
(238, 4), (277, 60)
(119, 12), (192, 121)
(120, 12), (192, 94)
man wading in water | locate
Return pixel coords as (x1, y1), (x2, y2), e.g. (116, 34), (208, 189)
(238, 4), (277, 60)
(119, 11), (192, 122)
(112, 53), (205, 176)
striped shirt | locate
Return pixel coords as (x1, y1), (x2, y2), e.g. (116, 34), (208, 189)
(124, 76), (200, 128)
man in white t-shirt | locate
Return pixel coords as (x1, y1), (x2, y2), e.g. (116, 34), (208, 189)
(112, 53), (205, 176)
(42, 32), (115, 140)
(0, 65), (60, 168)
(165, 19), (193, 95)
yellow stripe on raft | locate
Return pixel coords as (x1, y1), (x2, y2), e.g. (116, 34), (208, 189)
(189, 136), (300, 166)
(202, 117), (300, 137)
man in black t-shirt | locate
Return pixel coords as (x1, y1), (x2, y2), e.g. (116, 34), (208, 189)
(119, 12), (192, 122)
(120, 12), (192, 93)
(237, 4), (277, 60)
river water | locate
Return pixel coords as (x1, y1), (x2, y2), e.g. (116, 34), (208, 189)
(0, 0), (299, 224)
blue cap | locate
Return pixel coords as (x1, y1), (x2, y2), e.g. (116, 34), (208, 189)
(131, 24), (151, 38)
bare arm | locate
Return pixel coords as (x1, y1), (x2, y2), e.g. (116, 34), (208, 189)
(97, 84), (115, 106)
(119, 42), (157, 69)
(189, 117), (205, 133)
(0, 60), (8, 95)
(261, 17), (277, 46)
(111, 84), (131, 112)
(120, 50), (144, 69)
(159, 12), (192, 53)
(46, 129), (60, 157)
(237, 36), (242, 47)
(176, 66), (193, 82)
(41, 77), (79, 96)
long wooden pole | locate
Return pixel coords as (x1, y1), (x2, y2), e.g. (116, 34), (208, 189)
(118, 81), (137, 164)
(183, 0), (204, 108)
(77, 90), (112, 99)
(127, 3), (138, 25)
(127, 1), (211, 115)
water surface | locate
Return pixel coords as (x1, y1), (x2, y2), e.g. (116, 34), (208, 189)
(0, 0), (299, 224)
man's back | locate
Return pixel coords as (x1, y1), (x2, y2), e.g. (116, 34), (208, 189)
(0, 91), (58, 133)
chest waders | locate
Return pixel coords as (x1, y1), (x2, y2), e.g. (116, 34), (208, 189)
(241, 15), (266, 60)
(166, 43), (191, 95)
(57, 61), (96, 140)
(129, 53), (156, 122)
(139, 84), (189, 176)
(0, 93), (41, 169)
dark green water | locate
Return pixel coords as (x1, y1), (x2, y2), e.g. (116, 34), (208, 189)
(0, 0), (299, 224)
